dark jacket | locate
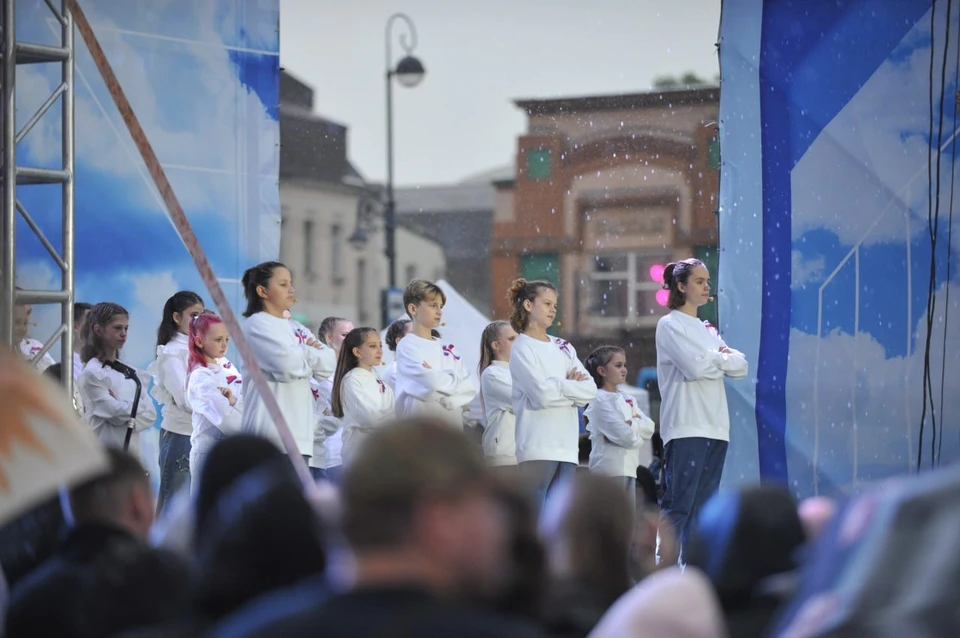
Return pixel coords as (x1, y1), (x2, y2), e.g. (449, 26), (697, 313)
(209, 584), (547, 638)
(6, 523), (191, 638)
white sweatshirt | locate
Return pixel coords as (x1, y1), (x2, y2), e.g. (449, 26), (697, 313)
(311, 376), (343, 470)
(339, 367), (396, 464)
(73, 352), (83, 383)
(655, 310), (749, 445)
(480, 362), (517, 466)
(147, 333), (192, 436)
(240, 312), (336, 456)
(380, 361), (398, 393)
(18, 338), (55, 372)
(510, 334), (597, 464)
(584, 389), (656, 478)
(78, 358), (157, 458)
(394, 333), (475, 429)
(185, 360), (244, 444)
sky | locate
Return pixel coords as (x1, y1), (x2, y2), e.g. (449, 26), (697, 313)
(279, 0), (722, 186)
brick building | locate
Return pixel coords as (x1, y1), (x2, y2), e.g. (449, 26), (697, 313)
(491, 87), (720, 368)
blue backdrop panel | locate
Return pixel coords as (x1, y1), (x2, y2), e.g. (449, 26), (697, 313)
(720, 0), (960, 496)
(14, 0), (280, 480)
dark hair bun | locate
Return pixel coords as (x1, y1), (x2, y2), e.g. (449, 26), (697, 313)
(662, 263), (677, 289)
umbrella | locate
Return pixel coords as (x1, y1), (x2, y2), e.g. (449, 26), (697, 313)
(0, 347), (108, 526)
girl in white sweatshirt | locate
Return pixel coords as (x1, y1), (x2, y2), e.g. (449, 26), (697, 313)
(239, 261), (336, 460)
(331, 327), (395, 464)
(478, 320), (519, 469)
(77, 302), (157, 460)
(394, 279), (475, 428)
(655, 258), (748, 561)
(507, 279), (597, 513)
(148, 290), (204, 513)
(583, 345), (655, 512)
(184, 312), (243, 487)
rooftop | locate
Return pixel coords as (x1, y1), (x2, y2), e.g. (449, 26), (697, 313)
(514, 86), (719, 116)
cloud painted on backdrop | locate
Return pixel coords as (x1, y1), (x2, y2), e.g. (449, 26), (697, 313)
(785, 282), (960, 497)
(12, 0), (278, 369)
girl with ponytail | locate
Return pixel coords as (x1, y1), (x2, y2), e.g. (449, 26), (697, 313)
(478, 320), (519, 469)
(330, 327), (395, 464)
(506, 279), (596, 514)
(148, 290), (204, 513)
(184, 312), (243, 484)
(655, 258), (748, 563)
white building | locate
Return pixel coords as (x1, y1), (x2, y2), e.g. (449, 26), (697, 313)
(278, 72), (445, 329)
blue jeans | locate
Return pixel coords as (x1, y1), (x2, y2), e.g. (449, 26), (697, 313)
(521, 460), (578, 516)
(157, 430), (191, 515)
(659, 437), (728, 563)
(310, 465), (343, 485)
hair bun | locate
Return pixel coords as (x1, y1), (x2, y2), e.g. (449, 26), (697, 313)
(662, 263), (677, 287)
(507, 278), (528, 305)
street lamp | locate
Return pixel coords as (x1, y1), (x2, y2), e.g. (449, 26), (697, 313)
(384, 13), (425, 290)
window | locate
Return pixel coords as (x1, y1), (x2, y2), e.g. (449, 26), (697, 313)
(526, 148), (552, 180)
(521, 252), (560, 335)
(708, 137), (720, 170)
(303, 220), (315, 276)
(586, 252), (672, 319)
(331, 223), (343, 282)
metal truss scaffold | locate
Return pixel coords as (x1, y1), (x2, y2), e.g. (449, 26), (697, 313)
(0, 0), (76, 397)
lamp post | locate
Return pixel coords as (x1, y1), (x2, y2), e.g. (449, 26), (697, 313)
(384, 13), (425, 290)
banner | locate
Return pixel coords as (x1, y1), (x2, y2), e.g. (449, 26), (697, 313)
(14, 0), (280, 477)
(720, 0), (960, 496)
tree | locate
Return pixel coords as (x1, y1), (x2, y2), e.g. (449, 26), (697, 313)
(652, 72), (713, 89)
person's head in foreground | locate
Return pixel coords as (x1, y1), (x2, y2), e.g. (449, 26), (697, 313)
(68, 447), (154, 540)
(340, 417), (507, 600)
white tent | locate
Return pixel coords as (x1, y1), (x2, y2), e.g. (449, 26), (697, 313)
(381, 279), (491, 425)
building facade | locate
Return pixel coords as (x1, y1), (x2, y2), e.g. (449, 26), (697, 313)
(279, 72), (445, 329)
(394, 164), (511, 313)
(491, 88), (720, 366)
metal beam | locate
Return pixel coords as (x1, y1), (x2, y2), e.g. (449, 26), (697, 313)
(0, 0), (76, 394)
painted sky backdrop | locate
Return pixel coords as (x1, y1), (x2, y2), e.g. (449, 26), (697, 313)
(721, 0), (960, 497)
(14, 0), (280, 369)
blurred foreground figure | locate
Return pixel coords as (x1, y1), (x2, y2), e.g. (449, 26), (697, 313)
(212, 418), (544, 638)
(588, 567), (725, 638)
(539, 473), (636, 638)
(6, 449), (190, 638)
(686, 485), (805, 638)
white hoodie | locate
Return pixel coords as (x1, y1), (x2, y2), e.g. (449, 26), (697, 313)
(510, 334), (596, 464)
(78, 358), (157, 458)
(240, 312), (336, 456)
(380, 360), (398, 393)
(480, 361), (517, 466)
(339, 367), (396, 464)
(311, 376), (343, 470)
(18, 337), (55, 372)
(185, 360), (244, 446)
(147, 333), (192, 436)
(584, 389), (655, 478)
(655, 310), (749, 445)
(394, 333), (475, 428)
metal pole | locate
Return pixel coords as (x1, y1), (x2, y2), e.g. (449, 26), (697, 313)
(1, 0), (16, 345)
(383, 13), (419, 291)
(385, 67), (396, 288)
(61, 0), (75, 394)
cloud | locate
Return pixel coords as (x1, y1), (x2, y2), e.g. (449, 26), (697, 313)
(792, 8), (958, 248)
(792, 250), (826, 287)
(784, 282), (960, 495)
(14, 0), (279, 223)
